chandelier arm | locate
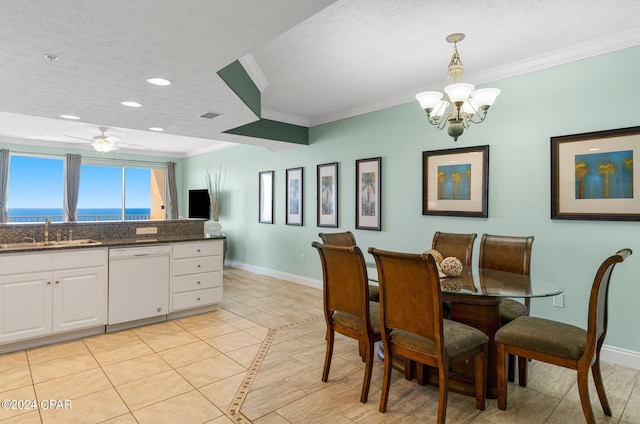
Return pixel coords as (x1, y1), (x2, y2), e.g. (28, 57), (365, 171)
(424, 111), (454, 130)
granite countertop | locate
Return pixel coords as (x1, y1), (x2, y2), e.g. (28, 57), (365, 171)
(0, 234), (226, 254)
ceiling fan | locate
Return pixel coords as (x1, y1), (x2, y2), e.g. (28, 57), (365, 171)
(65, 127), (143, 152)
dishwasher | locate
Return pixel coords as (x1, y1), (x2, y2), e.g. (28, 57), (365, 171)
(108, 244), (171, 326)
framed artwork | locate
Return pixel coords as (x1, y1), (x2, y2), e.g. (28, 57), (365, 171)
(356, 157), (381, 231)
(422, 145), (489, 218)
(286, 167), (303, 225)
(317, 162), (338, 227)
(258, 170), (274, 224)
(551, 126), (638, 221)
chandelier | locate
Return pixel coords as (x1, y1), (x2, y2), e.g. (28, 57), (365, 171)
(415, 33), (500, 141)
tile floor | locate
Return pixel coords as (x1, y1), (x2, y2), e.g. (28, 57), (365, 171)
(0, 267), (638, 423)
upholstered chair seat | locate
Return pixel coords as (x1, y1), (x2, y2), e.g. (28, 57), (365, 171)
(499, 299), (529, 325)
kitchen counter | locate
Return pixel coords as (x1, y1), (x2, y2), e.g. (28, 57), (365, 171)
(0, 234), (225, 253)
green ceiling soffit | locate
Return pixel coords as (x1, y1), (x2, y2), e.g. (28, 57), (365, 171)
(217, 60), (309, 146)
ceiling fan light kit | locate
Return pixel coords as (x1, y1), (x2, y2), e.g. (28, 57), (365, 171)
(415, 33), (500, 141)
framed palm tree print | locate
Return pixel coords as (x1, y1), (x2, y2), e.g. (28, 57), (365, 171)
(317, 162), (338, 227)
(422, 145), (489, 218)
(552, 126), (639, 221)
(286, 167), (303, 226)
(356, 157), (381, 231)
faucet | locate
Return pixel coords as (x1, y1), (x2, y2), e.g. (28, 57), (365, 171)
(44, 216), (51, 244)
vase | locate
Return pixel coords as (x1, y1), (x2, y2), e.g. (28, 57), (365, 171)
(205, 220), (222, 237)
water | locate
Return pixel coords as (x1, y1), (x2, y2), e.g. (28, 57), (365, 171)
(8, 208), (151, 222)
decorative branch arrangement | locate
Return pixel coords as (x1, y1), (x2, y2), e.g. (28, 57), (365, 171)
(204, 165), (226, 222)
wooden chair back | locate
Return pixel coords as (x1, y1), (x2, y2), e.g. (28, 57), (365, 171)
(587, 248), (631, 360)
(318, 231), (357, 246)
(312, 241), (373, 334)
(369, 248), (444, 358)
(479, 234), (534, 275)
(432, 231), (477, 266)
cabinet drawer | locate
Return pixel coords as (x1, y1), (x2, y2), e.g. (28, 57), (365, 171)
(54, 248), (107, 270)
(173, 241), (222, 259)
(172, 271), (221, 293)
(0, 252), (53, 275)
(172, 287), (222, 311)
(172, 256), (221, 276)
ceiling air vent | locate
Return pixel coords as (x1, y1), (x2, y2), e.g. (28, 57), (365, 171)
(200, 112), (220, 119)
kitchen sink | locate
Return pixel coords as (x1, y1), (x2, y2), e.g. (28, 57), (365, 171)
(0, 239), (103, 250)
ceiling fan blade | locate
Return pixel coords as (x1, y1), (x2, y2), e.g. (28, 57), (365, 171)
(104, 135), (119, 142)
(117, 142), (144, 149)
(64, 134), (92, 142)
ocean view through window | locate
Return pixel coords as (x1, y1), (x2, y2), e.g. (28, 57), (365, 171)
(6, 154), (165, 222)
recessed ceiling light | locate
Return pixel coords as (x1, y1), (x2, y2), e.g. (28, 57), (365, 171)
(146, 77), (171, 86)
(589, 148), (601, 151)
(149, 127), (164, 132)
(121, 101), (142, 108)
(60, 114), (80, 120)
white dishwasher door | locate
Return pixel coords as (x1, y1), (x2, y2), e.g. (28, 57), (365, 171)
(108, 245), (170, 325)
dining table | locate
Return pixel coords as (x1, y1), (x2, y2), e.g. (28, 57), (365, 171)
(368, 265), (564, 398)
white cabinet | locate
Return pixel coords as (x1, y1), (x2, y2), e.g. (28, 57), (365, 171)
(171, 240), (223, 312)
(0, 248), (107, 344)
(0, 271), (52, 343)
(53, 249), (107, 332)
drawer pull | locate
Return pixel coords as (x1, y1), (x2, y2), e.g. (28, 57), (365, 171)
(197, 297), (201, 301)
(197, 281), (201, 285)
(197, 264), (201, 268)
(197, 249), (201, 252)
(47, 281), (52, 285)
(55, 280), (60, 284)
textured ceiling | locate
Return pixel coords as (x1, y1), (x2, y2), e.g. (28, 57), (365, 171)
(1, 0), (639, 157)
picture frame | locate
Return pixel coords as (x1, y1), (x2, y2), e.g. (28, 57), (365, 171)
(356, 157), (381, 231)
(317, 162), (338, 228)
(258, 170), (274, 224)
(551, 126), (639, 221)
(286, 167), (303, 225)
(422, 145), (489, 218)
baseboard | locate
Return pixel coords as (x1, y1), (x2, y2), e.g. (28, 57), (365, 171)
(224, 261), (640, 370)
(601, 345), (640, 369)
(225, 260), (321, 290)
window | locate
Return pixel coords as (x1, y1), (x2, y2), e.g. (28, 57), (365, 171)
(6, 153), (166, 222)
(78, 163), (166, 221)
(7, 155), (64, 222)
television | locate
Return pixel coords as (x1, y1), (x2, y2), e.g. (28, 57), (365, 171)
(188, 189), (210, 219)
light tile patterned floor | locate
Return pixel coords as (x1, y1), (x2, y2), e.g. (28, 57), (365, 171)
(0, 267), (638, 423)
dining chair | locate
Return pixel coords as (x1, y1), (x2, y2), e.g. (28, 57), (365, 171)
(311, 241), (382, 403)
(431, 231), (477, 266)
(368, 247), (489, 422)
(479, 233), (534, 382)
(318, 231), (379, 302)
(495, 248), (631, 424)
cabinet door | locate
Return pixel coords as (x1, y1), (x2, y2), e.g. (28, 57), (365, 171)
(52, 266), (107, 333)
(0, 272), (52, 343)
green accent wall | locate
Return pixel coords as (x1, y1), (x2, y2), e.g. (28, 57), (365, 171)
(224, 118), (309, 145)
(185, 45), (640, 354)
(217, 60), (262, 117)
(217, 60), (309, 145)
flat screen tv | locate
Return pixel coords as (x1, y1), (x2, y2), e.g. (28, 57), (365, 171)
(188, 189), (210, 219)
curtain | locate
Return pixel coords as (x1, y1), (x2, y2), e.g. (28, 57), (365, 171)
(0, 149), (9, 223)
(65, 154), (81, 222)
(166, 161), (179, 219)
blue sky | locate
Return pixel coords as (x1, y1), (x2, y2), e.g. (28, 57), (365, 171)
(8, 156), (151, 209)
